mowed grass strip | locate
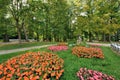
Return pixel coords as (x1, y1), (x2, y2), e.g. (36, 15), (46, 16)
(0, 47), (120, 80)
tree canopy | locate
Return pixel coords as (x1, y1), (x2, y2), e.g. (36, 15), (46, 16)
(0, 0), (120, 43)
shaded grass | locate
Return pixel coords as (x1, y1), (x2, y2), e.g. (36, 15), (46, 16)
(0, 42), (56, 50)
(0, 46), (120, 80)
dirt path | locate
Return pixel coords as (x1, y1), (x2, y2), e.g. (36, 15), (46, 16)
(0, 44), (56, 55)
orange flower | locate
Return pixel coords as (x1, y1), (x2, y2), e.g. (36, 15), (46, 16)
(7, 74), (12, 78)
(0, 71), (2, 75)
(0, 76), (5, 80)
(43, 73), (47, 79)
(21, 71), (29, 77)
(0, 64), (3, 69)
(17, 72), (21, 77)
(60, 69), (64, 73)
(30, 74), (34, 79)
(14, 64), (19, 68)
(51, 72), (55, 77)
(6, 78), (11, 80)
(28, 71), (32, 75)
(24, 76), (29, 80)
(18, 77), (22, 80)
(34, 76), (39, 79)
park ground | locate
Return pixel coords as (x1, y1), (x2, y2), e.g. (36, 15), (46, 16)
(0, 41), (120, 80)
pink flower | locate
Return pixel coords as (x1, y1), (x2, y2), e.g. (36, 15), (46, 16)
(77, 68), (115, 80)
(93, 75), (99, 79)
(80, 76), (84, 80)
(88, 77), (94, 80)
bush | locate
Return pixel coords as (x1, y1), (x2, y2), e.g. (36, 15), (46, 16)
(0, 52), (64, 80)
(48, 46), (68, 52)
(77, 68), (115, 80)
(72, 46), (104, 59)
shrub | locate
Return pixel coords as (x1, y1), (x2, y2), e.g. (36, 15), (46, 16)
(77, 68), (115, 80)
(79, 41), (88, 47)
(48, 46), (68, 52)
(72, 46), (104, 59)
(0, 52), (64, 80)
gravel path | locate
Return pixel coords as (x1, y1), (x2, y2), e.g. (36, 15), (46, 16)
(87, 42), (110, 47)
(0, 44), (56, 55)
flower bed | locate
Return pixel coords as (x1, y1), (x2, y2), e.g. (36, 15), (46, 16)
(89, 44), (101, 48)
(72, 46), (104, 59)
(57, 42), (68, 46)
(0, 52), (64, 80)
(48, 46), (68, 52)
(77, 68), (114, 80)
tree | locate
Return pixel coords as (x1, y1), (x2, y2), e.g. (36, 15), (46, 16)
(0, 0), (11, 42)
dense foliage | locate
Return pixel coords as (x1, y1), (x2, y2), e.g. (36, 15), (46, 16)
(0, 0), (120, 42)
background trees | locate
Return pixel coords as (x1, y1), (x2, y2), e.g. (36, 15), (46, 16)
(0, 0), (120, 43)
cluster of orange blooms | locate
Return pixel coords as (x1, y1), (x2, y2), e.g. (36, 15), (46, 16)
(72, 46), (104, 59)
(57, 42), (68, 46)
(0, 52), (64, 80)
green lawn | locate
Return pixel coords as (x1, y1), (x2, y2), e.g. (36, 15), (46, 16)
(0, 42), (56, 50)
(0, 46), (120, 80)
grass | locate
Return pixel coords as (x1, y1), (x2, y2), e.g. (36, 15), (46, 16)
(0, 46), (120, 80)
(0, 42), (56, 50)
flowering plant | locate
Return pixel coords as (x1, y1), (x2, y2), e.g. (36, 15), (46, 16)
(77, 68), (115, 80)
(72, 46), (104, 59)
(89, 44), (101, 48)
(48, 46), (68, 52)
(0, 52), (64, 80)
(57, 42), (68, 46)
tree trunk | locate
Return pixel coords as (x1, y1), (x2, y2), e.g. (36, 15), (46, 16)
(36, 32), (39, 42)
(16, 19), (21, 44)
(103, 34), (106, 42)
(89, 32), (92, 42)
(17, 27), (21, 43)
(109, 34), (111, 42)
(43, 29), (46, 41)
(23, 25), (29, 42)
(23, 27), (29, 42)
(3, 33), (9, 42)
(21, 18), (29, 42)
